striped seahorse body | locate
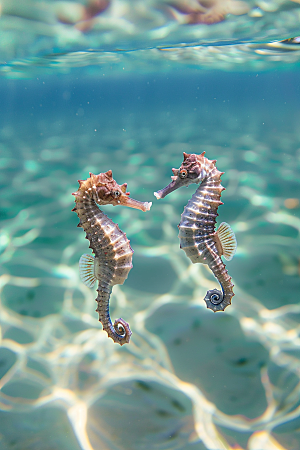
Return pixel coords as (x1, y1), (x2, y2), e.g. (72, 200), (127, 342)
(73, 170), (151, 345)
(154, 152), (236, 312)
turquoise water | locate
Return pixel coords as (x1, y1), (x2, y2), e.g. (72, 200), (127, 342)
(1, 2), (300, 450)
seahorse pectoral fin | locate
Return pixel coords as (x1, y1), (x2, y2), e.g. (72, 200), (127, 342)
(79, 254), (96, 288)
(216, 222), (237, 261)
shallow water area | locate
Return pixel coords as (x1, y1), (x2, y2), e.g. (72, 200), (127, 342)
(1, 2), (300, 450)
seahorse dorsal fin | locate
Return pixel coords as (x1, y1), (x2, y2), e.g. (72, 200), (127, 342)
(79, 254), (96, 287)
(216, 222), (237, 261)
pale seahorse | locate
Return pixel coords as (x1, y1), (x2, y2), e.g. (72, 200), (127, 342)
(72, 170), (152, 345)
(154, 152), (237, 312)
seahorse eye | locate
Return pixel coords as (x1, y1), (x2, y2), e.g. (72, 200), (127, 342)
(179, 169), (188, 179)
(112, 190), (121, 198)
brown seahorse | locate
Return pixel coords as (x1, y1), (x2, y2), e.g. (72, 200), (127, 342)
(72, 170), (152, 345)
(154, 152), (237, 312)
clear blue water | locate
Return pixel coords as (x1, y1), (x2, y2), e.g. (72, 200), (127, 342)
(1, 2), (300, 450)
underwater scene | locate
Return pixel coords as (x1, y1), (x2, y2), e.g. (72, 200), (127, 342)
(1, 1), (300, 449)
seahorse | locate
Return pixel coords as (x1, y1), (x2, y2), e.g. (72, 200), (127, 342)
(72, 170), (152, 345)
(154, 152), (237, 312)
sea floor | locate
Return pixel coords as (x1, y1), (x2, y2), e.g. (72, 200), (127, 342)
(0, 71), (300, 450)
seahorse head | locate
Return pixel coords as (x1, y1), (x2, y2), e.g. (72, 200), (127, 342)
(154, 152), (209, 199)
(88, 170), (152, 212)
